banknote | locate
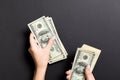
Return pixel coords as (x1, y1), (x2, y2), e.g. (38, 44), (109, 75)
(28, 16), (68, 64)
(45, 17), (68, 56)
(49, 53), (67, 64)
(43, 17), (68, 63)
(81, 44), (101, 71)
(70, 44), (101, 80)
(45, 17), (68, 57)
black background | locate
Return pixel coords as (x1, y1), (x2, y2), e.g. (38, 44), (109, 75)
(0, 0), (120, 80)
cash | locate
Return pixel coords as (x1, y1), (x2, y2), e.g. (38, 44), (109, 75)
(28, 16), (68, 64)
(70, 44), (101, 80)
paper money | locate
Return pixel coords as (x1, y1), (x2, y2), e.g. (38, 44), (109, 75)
(45, 17), (68, 56)
(28, 16), (68, 64)
(81, 44), (101, 71)
(70, 44), (101, 80)
(45, 17), (68, 64)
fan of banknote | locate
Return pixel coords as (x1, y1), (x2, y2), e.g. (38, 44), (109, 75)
(28, 16), (68, 64)
(70, 44), (101, 80)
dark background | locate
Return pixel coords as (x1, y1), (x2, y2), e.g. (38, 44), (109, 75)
(0, 0), (120, 80)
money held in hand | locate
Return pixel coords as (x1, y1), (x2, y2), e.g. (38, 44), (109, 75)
(70, 44), (101, 80)
(28, 16), (68, 64)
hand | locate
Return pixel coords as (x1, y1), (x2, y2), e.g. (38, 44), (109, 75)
(66, 66), (95, 80)
(28, 33), (54, 69)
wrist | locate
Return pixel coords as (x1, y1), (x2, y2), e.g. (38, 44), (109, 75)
(36, 67), (46, 73)
(36, 65), (48, 71)
(35, 67), (47, 77)
(35, 62), (48, 69)
(33, 66), (47, 80)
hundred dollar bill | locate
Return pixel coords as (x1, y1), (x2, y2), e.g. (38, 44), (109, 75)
(70, 45), (101, 80)
(28, 16), (68, 64)
(43, 17), (67, 64)
(81, 44), (101, 71)
(45, 17), (68, 56)
(45, 17), (68, 61)
(49, 54), (67, 64)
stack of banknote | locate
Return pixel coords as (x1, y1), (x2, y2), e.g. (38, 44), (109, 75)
(28, 16), (68, 64)
(70, 44), (101, 80)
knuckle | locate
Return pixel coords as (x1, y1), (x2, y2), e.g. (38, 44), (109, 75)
(28, 47), (34, 52)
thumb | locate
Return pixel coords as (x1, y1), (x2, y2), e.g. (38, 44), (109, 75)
(45, 37), (54, 50)
(85, 66), (91, 80)
(84, 65), (95, 80)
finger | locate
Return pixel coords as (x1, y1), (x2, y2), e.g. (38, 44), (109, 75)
(66, 75), (70, 80)
(29, 33), (36, 46)
(66, 70), (71, 75)
(29, 33), (41, 49)
(45, 37), (54, 50)
(85, 65), (93, 80)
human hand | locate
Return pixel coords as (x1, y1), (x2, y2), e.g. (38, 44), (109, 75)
(28, 33), (54, 69)
(66, 66), (95, 80)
